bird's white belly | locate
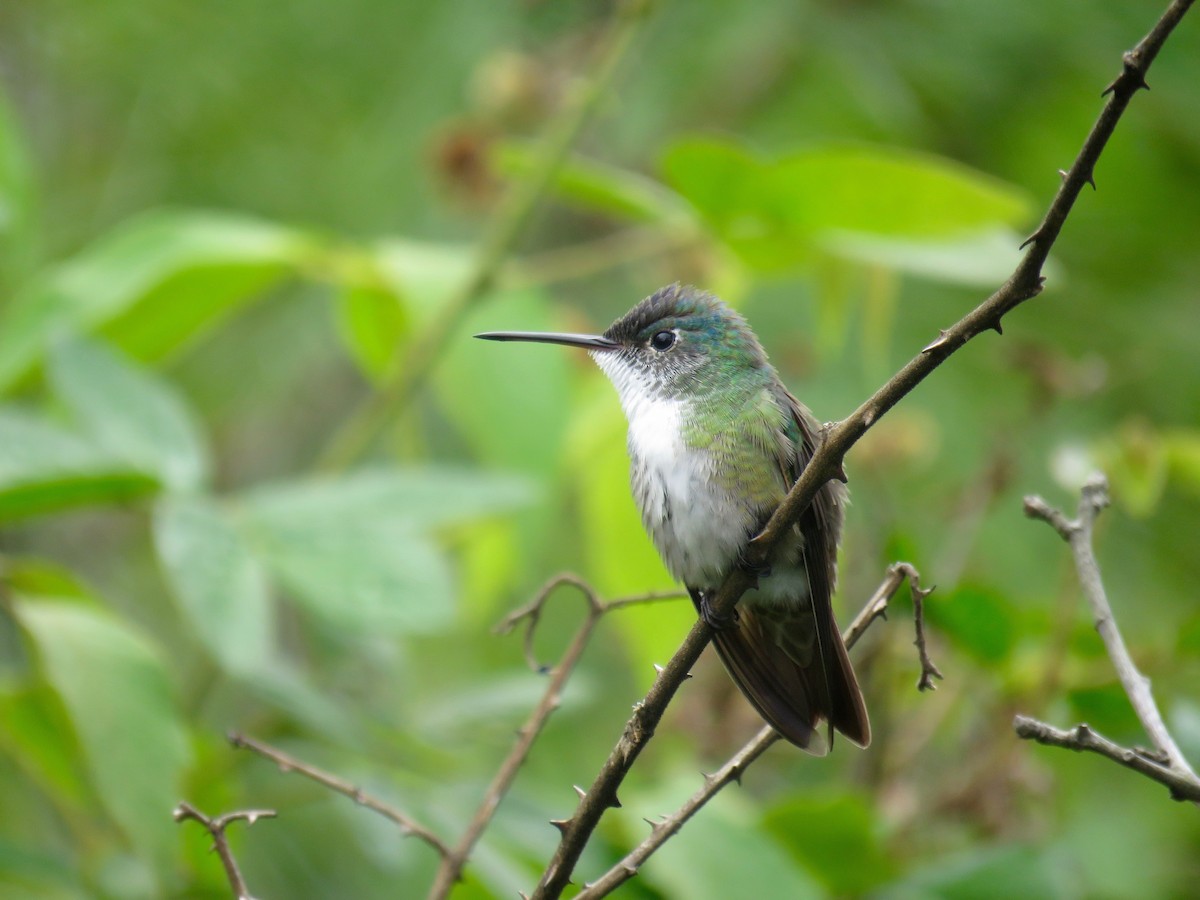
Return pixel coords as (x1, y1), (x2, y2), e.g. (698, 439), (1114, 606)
(623, 395), (755, 587)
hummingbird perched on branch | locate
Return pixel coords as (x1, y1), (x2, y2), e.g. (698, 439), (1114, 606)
(476, 283), (869, 753)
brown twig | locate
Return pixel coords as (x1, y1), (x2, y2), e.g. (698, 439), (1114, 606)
(1019, 474), (1200, 803)
(531, 5), (1193, 895)
(575, 563), (935, 898)
(227, 732), (453, 859)
(426, 575), (684, 898)
(174, 801), (276, 900)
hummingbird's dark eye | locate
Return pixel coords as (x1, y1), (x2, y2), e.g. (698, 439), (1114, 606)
(650, 330), (676, 351)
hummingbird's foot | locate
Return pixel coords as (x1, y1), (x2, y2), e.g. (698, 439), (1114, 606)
(698, 591), (739, 631)
(737, 557), (773, 590)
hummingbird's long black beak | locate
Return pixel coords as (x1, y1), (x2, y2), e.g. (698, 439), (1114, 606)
(474, 331), (621, 351)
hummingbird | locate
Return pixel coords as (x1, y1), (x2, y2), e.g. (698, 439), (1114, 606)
(476, 283), (869, 752)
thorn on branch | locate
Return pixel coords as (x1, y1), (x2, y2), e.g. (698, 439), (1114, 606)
(921, 329), (952, 354)
(992, 320), (1004, 336)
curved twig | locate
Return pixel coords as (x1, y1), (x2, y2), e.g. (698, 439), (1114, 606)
(1019, 474), (1200, 803)
(174, 801), (276, 900)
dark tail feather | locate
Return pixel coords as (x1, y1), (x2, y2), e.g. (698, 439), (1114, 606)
(699, 598), (870, 753)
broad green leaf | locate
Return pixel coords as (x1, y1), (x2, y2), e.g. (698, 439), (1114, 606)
(819, 227), (1030, 287)
(232, 468), (532, 634)
(153, 496), (276, 676)
(0, 686), (93, 812)
(927, 583), (1017, 664)
(439, 289), (573, 474)
(235, 467), (535, 533)
(663, 138), (1031, 274)
(763, 792), (896, 895)
(48, 337), (208, 492)
(370, 238), (473, 329)
(1067, 684), (1140, 737)
(495, 141), (696, 224)
(0, 411), (158, 522)
(0, 209), (313, 392)
(239, 518), (455, 634)
(14, 600), (191, 873)
(334, 282), (410, 381)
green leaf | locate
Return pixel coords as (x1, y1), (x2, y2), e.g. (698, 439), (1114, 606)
(232, 468), (533, 634)
(236, 467), (535, 533)
(0, 90), (36, 279)
(0, 209), (313, 392)
(881, 844), (1063, 900)
(1100, 420), (1168, 516)
(334, 282), (410, 381)
(242, 518), (454, 635)
(763, 792), (896, 894)
(1163, 428), (1200, 499)
(153, 496), (276, 676)
(927, 583), (1018, 664)
(662, 138), (1031, 274)
(48, 337), (208, 492)
(439, 289), (574, 474)
(625, 777), (823, 900)
(819, 227), (1030, 287)
(495, 142), (696, 224)
(0, 411), (159, 522)
(13, 600), (191, 872)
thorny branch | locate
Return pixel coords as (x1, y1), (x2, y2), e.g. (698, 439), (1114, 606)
(532, 4), (1194, 896)
(174, 801), (276, 900)
(1018, 475), (1200, 804)
(576, 564), (935, 898)
(227, 732), (454, 859)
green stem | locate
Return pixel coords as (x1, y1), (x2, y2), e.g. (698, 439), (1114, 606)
(316, 0), (656, 472)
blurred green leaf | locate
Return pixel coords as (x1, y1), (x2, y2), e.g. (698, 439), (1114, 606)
(439, 289), (573, 474)
(13, 599), (191, 873)
(241, 517), (455, 635)
(370, 239), (473, 328)
(48, 337), (208, 492)
(662, 138), (1030, 273)
(820, 227), (1029, 288)
(763, 792), (895, 894)
(627, 778), (823, 900)
(1067, 683), (1141, 737)
(153, 496), (276, 676)
(1100, 420), (1168, 516)
(496, 142), (696, 224)
(334, 281), (410, 381)
(0, 209), (313, 392)
(0, 839), (84, 900)
(0, 91), (35, 279)
(927, 583), (1018, 664)
(881, 844), (1063, 899)
(1163, 428), (1200, 499)
(0, 685), (92, 812)
(232, 468), (532, 634)
(235, 467), (535, 533)
(0, 411), (158, 522)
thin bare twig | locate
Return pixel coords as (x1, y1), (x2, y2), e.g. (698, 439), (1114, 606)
(316, 0), (656, 472)
(174, 801), (276, 900)
(532, 5), (1193, 895)
(1019, 474), (1200, 803)
(426, 575), (685, 898)
(576, 563), (935, 898)
(227, 732), (453, 859)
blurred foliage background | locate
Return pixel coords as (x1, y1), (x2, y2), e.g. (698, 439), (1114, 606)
(1, 1), (1198, 897)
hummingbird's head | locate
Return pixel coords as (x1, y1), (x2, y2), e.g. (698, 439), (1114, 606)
(476, 284), (769, 403)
